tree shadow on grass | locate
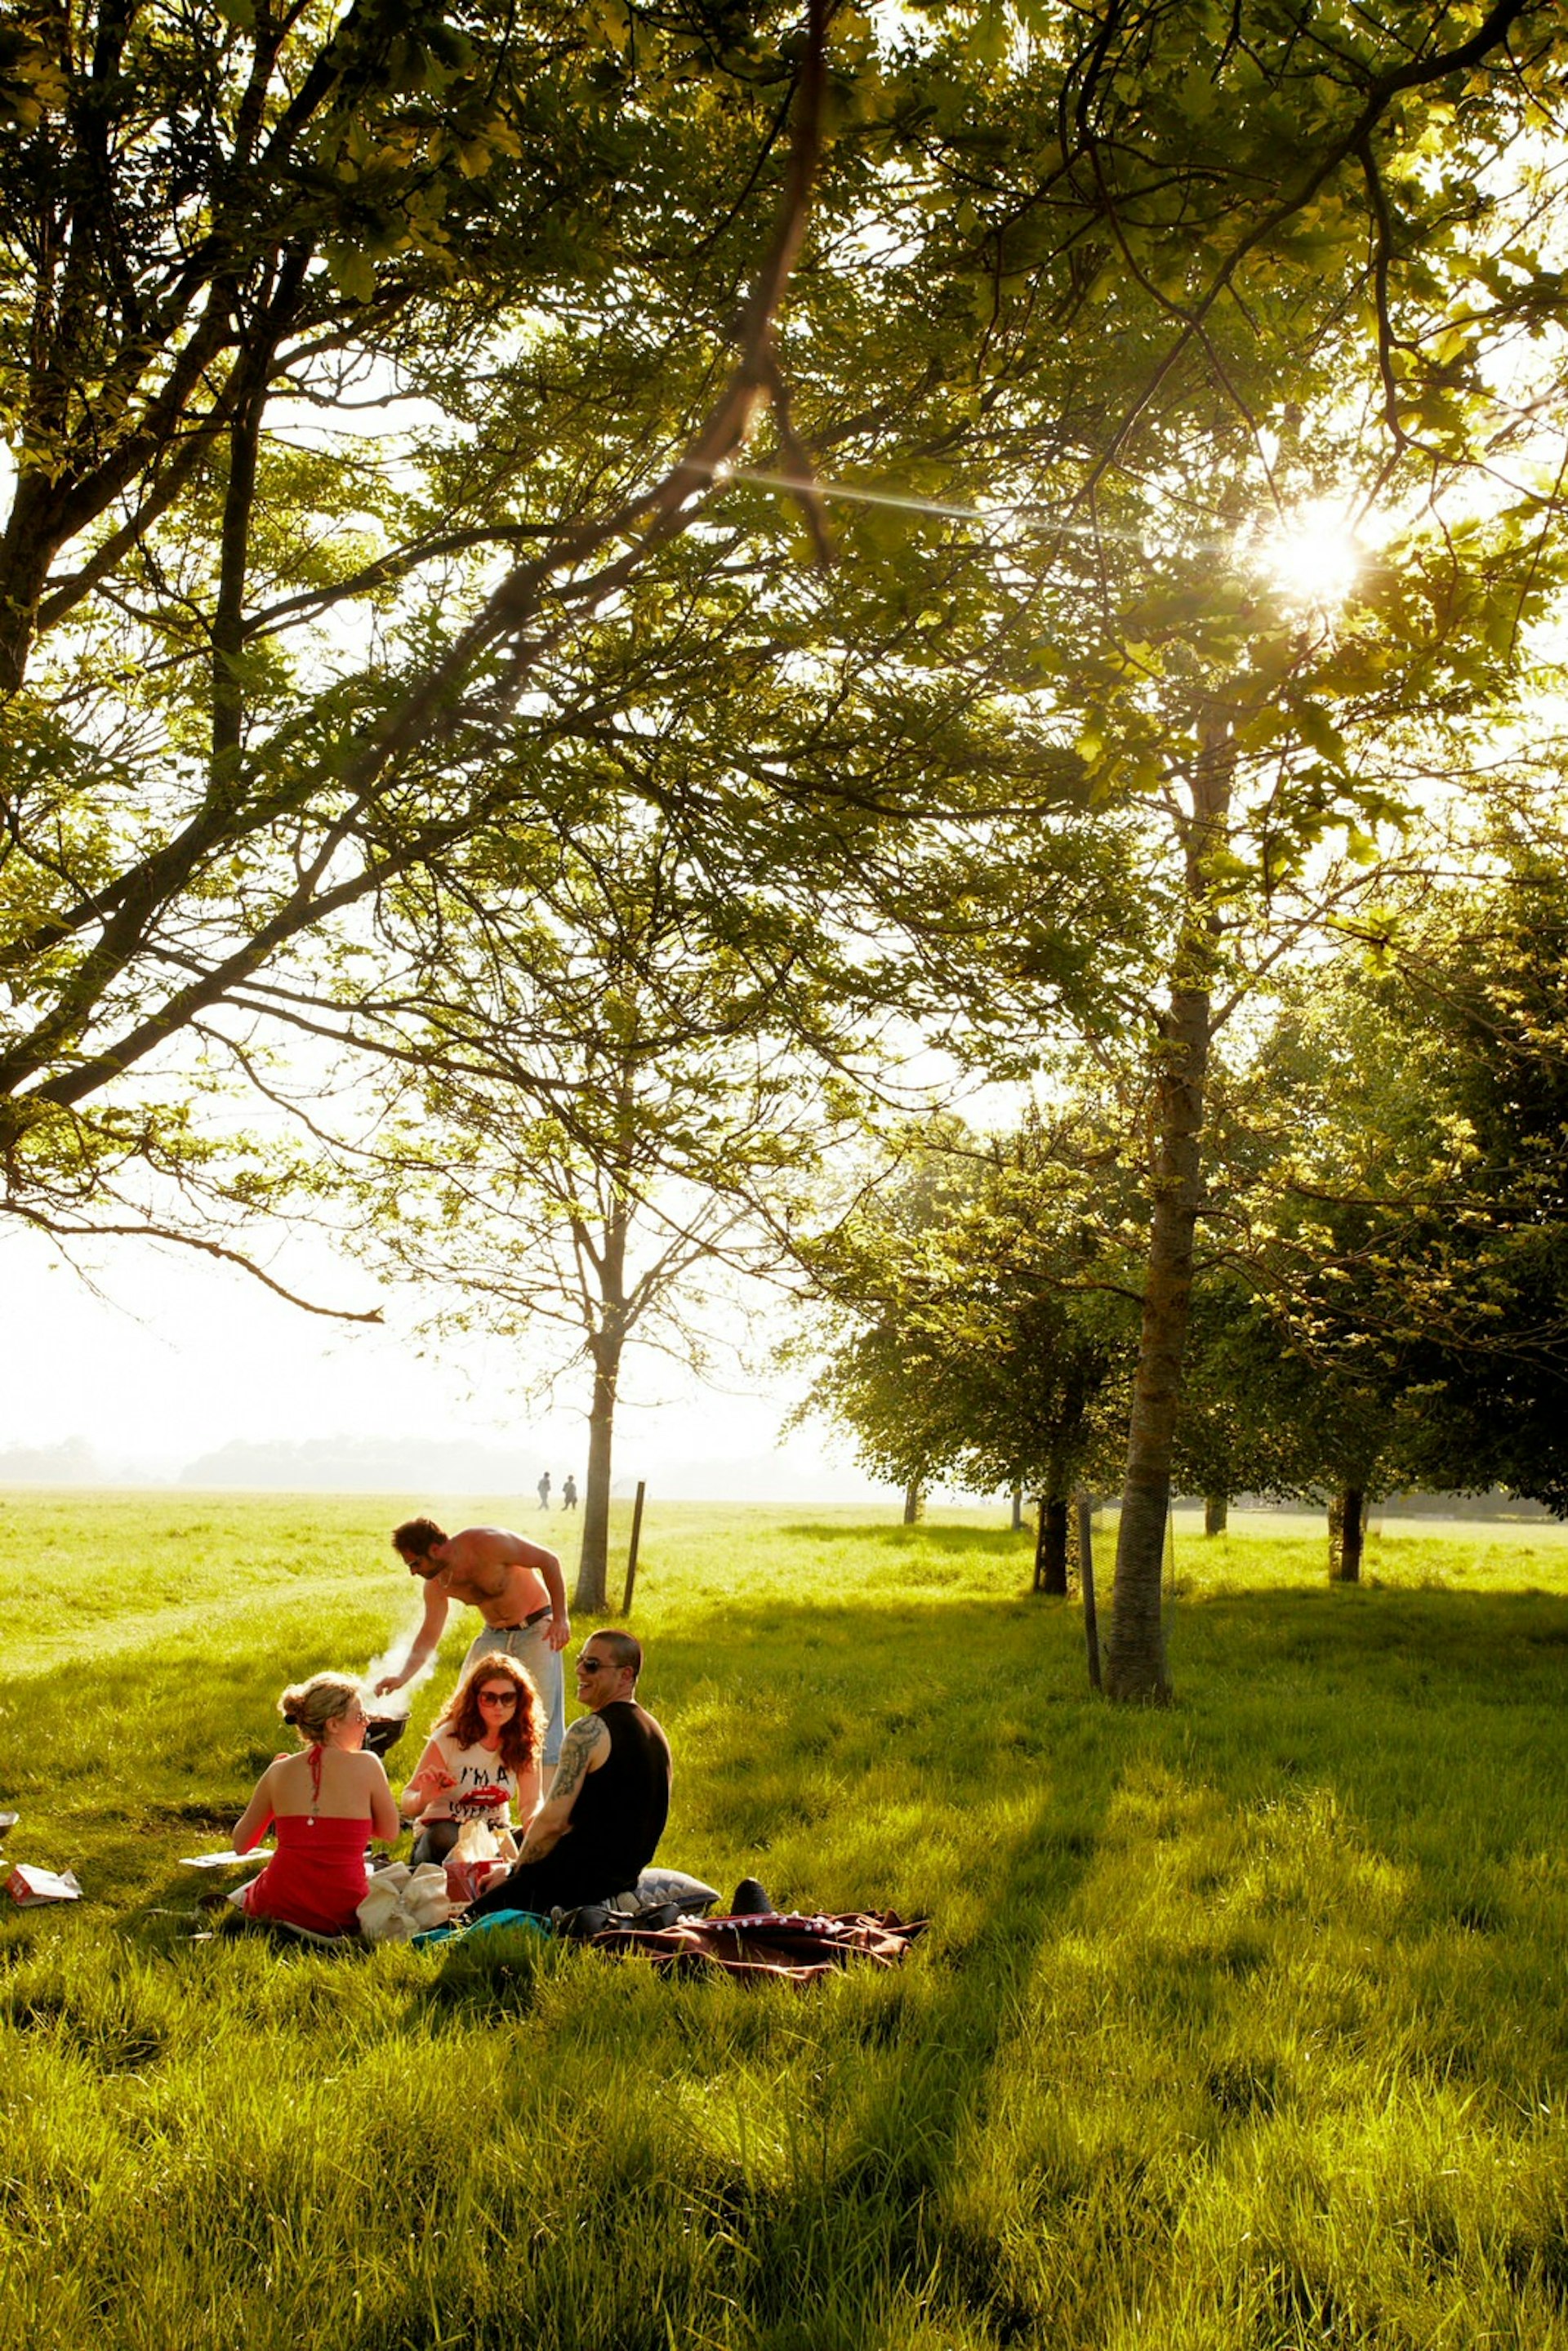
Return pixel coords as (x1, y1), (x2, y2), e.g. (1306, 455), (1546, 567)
(620, 1587), (1568, 2348)
(779, 1520), (1032, 1554)
(1173, 1583), (1568, 1708)
(587, 1772), (1118, 2351)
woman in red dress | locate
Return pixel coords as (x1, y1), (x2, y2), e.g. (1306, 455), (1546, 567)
(233, 1673), (400, 1936)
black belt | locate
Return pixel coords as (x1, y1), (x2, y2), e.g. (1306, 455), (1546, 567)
(488, 1607), (551, 1632)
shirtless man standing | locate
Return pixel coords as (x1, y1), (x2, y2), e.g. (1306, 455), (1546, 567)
(377, 1518), (572, 1773)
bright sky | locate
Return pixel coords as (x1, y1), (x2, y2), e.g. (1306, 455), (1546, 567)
(0, 1217), (858, 1491)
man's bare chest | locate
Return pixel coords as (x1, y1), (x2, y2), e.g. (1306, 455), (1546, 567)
(439, 1561), (541, 1613)
(437, 1566), (506, 1607)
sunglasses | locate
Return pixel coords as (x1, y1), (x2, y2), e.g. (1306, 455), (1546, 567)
(577, 1657), (610, 1673)
(478, 1689), (519, 1707)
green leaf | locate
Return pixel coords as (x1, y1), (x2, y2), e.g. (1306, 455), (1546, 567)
(324, 245), (376, 303)
(1294, 703), (1348, 768)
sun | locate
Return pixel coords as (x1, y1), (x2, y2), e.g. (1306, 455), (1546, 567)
(1255, 500), (1365, 612)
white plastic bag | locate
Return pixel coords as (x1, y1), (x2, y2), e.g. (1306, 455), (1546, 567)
(358, 1861), (453, 1944)
(452, 1818), (500, 1863)
(356, 1877), (406, 1939)
(405, 1864), (451, 1928)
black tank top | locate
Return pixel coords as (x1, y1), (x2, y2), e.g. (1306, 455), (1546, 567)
(570, 1701), (671, 1892)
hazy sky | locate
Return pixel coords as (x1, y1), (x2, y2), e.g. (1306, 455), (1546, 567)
(1, 1215), (844, 1485)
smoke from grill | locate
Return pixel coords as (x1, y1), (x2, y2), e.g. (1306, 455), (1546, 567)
(359, 1612), (442, 1754)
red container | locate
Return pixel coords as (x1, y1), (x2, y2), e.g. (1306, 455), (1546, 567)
(444, 1856), (510, 1907)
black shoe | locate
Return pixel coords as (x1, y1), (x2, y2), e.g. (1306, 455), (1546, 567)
(730, 1877), (771, 1916)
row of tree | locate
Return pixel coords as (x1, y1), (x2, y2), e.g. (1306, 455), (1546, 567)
(4, 0), (1568, 1690)
(795, 833), (1568, 1583)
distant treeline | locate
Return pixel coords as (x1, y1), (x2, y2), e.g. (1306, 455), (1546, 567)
(1218, 1491), (1552, 1524)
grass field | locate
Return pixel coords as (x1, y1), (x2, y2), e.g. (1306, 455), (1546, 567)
(3, 1491), (1568, 2349)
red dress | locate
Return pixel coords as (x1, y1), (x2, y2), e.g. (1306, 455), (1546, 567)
(238, 1752), (372, 1937)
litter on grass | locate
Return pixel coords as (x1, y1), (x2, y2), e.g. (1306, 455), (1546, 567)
(7, 1864), (82, 1904)
(180, 1850), (272, 1868)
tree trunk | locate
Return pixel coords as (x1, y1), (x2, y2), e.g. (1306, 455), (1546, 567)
(1033, 1493), (1070, 1596)
(571, 1064), (639, 1616)
(1328, 1486), (1366, 1583)
(1106, 719), (1234, 1703)
(0, 480), (57, 692)
(1010, 1485), (1024, 1532)
(211, 376), (267, 775)
(573, 1187), (630, 1614)
(902, 1480), (924, 1525)
(572, 1348), (621, 1611)
(1205, 1494), (1229, 1537)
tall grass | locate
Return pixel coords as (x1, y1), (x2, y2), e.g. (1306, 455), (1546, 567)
(3, 1491), (1568, 2347)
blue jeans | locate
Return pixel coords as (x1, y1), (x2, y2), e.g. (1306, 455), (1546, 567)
(461, 1620), (564, 1766)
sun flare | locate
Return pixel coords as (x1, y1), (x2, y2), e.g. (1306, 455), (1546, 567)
(1257, 500), (1364, 611)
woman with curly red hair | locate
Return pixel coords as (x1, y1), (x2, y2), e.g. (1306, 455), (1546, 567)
(399, 1650), (544, 1866)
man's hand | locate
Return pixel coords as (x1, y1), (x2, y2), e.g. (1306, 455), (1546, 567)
(373, 1672), (406, 1696)
(535, 1550), (571, 1650)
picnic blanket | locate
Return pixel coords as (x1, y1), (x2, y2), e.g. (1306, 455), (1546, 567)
(590, 1909), (927, 1984)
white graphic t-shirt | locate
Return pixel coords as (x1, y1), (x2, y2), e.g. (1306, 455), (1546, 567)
(403, 1730), (523, 1825)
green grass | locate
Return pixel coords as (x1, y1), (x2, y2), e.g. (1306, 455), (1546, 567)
(4, 1490), (1568, 2349)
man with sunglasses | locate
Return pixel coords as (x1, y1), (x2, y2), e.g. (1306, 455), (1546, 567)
(466, 1629), (670, 1922)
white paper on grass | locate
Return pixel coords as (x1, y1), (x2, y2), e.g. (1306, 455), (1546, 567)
(179, 1850), (273, 1868)
(7, 1865), (82, 1903)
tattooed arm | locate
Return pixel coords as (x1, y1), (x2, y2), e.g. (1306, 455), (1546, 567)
(511, 1715), (605, 1863)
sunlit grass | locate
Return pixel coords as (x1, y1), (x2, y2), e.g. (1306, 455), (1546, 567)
(3, 1490), (1568, 2347)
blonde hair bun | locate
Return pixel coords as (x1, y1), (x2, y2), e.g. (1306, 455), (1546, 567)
(277, 1672), (360, 1744)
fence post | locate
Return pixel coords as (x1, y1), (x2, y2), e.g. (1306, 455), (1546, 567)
(1077, 1489), (1102, 1693)
(621, 1480), (647, 1615)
